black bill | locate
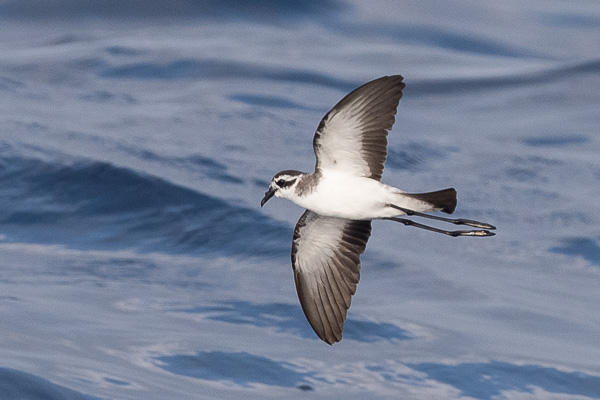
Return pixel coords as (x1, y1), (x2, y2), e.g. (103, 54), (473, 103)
(260, 187), (275, 207)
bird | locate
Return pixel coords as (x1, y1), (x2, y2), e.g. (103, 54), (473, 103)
(260, 75), (495, 345)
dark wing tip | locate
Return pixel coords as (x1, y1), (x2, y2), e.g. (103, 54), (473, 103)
(374, 75), (406, 93)
(323, 336), (338, 345)
(384, 74), (405, 85)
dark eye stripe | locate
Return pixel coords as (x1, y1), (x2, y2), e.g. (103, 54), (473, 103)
(277, 178), (296, 188)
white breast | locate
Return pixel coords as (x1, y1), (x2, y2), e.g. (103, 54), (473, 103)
(291, 172), (400, 220)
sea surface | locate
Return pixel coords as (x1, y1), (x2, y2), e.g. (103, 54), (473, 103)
(0, 1), (599, 399)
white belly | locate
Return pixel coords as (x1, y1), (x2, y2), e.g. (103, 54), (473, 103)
(291, 173), (402, 220)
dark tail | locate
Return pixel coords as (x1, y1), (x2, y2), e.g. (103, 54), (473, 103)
(404, 188), (457, 214)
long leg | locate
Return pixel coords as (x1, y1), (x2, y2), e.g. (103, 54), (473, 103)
(387, 204), (496, 230)
(385, 217), (495, 237)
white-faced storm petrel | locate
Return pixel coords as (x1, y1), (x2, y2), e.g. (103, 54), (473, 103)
(261, 75), (495, 344)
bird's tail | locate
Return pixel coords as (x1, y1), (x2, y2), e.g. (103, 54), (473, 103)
(401, 188), (457, 214)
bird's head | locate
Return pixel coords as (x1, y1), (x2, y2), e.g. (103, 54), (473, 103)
(260, 170), (304, 207)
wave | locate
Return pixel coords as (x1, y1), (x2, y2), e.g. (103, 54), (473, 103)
(94, 55), (600, 98)
(0, 367), (98, 400)
(155, 351), (316, 389)
(408, 58), (600, 96)
(408, 361), (600, 399)
(0, 76), (24, 92)
(98, 58), (356, 90)
(386, 141), (458, 171)
(345, 22), (539, 58)
(117, 146), (244, 185)
(550, 237), (600, 266)
(0, 155), (290, 256)
(228, 93), (319, 111)
(0, 0), (346, 21)
(177, 300), (411, 342)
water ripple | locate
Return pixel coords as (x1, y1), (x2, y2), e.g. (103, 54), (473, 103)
(0, 367), (98, 400)
(408, 361), (600, 399)
(156, 351), (317, 389)
(177, 300), (411, 342)
(0, 0), (346, 21)
(0, 155), (289, 256)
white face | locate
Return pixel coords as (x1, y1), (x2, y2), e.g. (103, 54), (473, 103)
(271, 174), (300, 199)
(261, 172), (302, 207)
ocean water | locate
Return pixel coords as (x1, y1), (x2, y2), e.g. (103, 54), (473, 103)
(0, 0), (599, 399)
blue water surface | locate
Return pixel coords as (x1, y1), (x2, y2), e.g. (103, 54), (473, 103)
(0, 1), (599, 399)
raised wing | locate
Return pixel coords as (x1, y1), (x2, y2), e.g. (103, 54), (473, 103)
(312, 75), (405, 181)
(291, 210), (371, 344)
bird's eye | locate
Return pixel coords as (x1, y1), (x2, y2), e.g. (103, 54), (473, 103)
(276, 179), (286, 186)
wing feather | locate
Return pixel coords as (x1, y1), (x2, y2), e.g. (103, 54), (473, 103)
(291, 210), (371, 344)
(315, 280), (337, 341)
(325, 261), (351, 309)
(313, 75), (405, 181)
(322, 263), (346, 324)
